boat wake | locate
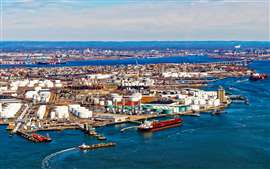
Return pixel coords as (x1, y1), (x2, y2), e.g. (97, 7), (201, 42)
(236, 79), (248, 83)
(41, 147), (77, 169)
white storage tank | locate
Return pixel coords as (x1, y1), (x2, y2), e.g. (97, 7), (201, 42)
(55, 83), (63, 88)
(68, 104), (80, 112)
(130, 93), (142, 102)
(213, 99), (221, 107)
(50, 111), (56, 119)
(93, 98), (100, 105)
(106, 100), (113, 106)
(193, 99), (200, 105)
(191, 104), (200, 111)
(176, 94), (186, 99)
(184, 98), (192, 105)
(208, 99), (214, 106)
(38, 82), (45, 87)
(111, 93), (122, 102)
(68, 105), (92, 119)
(55, 80), (63, 88)
(99, 100), (105, 106)
(35, 86), (42, 91)
(78, 110), (92, 119)
(54, 106), (69, 119)
(25, 91), (38, 99)
(199, 99), (206, 105)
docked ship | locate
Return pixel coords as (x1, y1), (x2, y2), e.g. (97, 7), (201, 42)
(138, 118), (182, 132)
(31, 133), (52, 142)
(249, 73), (268, 81)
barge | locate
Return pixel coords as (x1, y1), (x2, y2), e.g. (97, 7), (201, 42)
(79, 142), (116, 150)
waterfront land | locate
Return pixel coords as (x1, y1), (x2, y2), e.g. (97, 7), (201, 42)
(0, 59), (250, 133)
(1, 41), (270, 65)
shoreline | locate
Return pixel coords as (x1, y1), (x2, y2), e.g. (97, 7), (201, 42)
(1, 101), (230, 134)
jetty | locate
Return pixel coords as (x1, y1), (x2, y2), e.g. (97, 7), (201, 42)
(17, 131), (51, 143)
(12, 104), (29, 134)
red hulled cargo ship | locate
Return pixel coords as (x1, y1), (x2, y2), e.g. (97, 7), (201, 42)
(138, 118), (182, 132)
(249, 73), (268, 81)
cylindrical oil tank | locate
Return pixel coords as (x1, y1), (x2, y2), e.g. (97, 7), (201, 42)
(50, 111), (56, 119)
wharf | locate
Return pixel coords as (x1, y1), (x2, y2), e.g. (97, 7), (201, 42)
(17, 131), (42, 143)
(79, 123), (107, 140)
(35, 125), (80, 132)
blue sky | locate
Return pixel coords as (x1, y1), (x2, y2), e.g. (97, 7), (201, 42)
(1, 0), (269, 41)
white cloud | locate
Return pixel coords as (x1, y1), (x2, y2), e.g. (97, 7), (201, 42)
(2, 0), (270, 40)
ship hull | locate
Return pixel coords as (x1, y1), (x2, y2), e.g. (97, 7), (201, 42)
(32, 133), (52, 142)
(138, 118), (182, 132)
(249, 74), (268, 81)
(139, 123), (181, 132)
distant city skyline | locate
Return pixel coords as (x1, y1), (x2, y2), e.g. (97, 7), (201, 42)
(1, 0), (269, 41)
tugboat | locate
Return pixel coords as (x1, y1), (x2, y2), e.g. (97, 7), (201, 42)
(32, 133), (52, 142)
(249, 73), (268, 81)
(138, 118), (182, 132)
(97, 135), (107, 141)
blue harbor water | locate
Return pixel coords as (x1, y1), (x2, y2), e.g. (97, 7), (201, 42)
(0, 59), (269, 169)
(0, 55), (222, 68)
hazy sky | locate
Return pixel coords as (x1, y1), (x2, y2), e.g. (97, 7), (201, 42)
(1, 0), (269, 41)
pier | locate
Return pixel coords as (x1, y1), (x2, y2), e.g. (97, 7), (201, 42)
(16, 131), (45, 143)
(12, 104), (29, 134)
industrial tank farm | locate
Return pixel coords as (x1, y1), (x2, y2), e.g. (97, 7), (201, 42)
(0, 62), (251, 141)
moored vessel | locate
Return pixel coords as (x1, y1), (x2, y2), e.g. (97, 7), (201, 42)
(138, 118), (182, 132)
(249, 73), (268, 81)
(31, 133), (52, 142)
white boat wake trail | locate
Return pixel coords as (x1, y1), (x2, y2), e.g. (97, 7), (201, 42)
(41, 147), (77, 169)
(236, 79), (248, 83)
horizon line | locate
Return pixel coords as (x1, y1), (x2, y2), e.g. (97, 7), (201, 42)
(1, 40), (270, 42)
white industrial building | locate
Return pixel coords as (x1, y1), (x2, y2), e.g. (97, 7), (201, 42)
(0, 102), (22, 118)
(36, 105), (47, 120)
(25, 89), (51, 103)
